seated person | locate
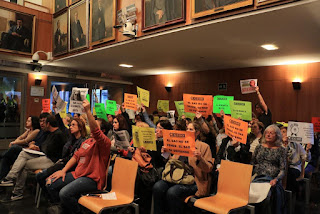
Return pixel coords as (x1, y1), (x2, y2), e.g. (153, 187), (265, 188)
(0, 116), (67, 201)
(46, 100), (111, 214)
(152, 122), (214, 214)
(0, 115), (41, 180)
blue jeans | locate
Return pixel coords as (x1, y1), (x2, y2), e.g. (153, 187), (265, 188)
(152, 180), (197, 214)
(46, 172), (97, 214)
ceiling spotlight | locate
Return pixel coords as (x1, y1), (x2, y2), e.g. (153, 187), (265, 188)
(119, 64), (133, 68)
(261, 44), (279, 50)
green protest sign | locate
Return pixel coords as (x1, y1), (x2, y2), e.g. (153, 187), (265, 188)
(86, 94), (90, 103)
(229, 100), (252, 121)
(106, 100), (117, 116)
(213, 95), (234, 114)
(94, 103), (108, 121)
(174, 101), (195, 120)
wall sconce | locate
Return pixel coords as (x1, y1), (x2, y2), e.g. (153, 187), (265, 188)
(165, 86), (172, 92)
(292, 82), (301, 90)
(35, 79), (42, 86)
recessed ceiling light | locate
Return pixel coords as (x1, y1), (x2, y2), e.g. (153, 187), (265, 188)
(261, 44), (279, 50)
(119, 64), (133, 68)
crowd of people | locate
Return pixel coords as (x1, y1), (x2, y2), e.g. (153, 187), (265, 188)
(0, 86), (318, 214)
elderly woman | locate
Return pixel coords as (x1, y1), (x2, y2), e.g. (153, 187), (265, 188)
(251, 124), (287, 214)
(152, 122), (214, 214)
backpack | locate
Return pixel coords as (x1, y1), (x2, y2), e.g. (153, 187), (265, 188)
(162, 159), (195, 185)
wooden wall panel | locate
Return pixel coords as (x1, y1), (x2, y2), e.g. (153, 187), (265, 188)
(129, 62), (320, 123)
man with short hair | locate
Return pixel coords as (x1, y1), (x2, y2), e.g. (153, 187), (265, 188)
(0, 115), (67, 201)
(255, 86), (272, 128)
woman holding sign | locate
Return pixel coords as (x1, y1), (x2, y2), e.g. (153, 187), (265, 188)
(251, 124), (286, 214)
(153, 122), (214, 214)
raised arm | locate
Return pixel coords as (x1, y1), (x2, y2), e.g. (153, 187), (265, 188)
(141, 104), (156, 128)
(255, 86), (268, 113)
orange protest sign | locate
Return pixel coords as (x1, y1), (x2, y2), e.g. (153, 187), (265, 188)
(224, 115), (248, 144)
(42, 99), (51, 113)
(312, 117), (320, 132)
(124, 93), (137, 111)
(183, 94), (213, 117)
(162, 130), (196, 157)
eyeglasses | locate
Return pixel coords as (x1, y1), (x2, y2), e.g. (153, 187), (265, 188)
(265, 131), (276, 135)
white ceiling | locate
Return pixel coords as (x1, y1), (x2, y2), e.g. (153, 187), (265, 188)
(2, 0), (320, 77)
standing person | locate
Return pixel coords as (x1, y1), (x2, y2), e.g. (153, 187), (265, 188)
(153, 122), (214, 214)
(0, 116), (67, 201)
(248, 121), (264, 155)
(71, 11), (85, 49)
(255, 86), (272, 128)
(46, 100), (111, 214)
(0, 116), (41, 180)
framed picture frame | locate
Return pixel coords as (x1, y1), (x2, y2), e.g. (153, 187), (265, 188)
(54, 0), (68, 14)
(69, 0), (82, 6)
(191, 0), (253, 19)
(142, 0), (185, 31)
(68, 0), (89, 52)
(53, 11), (68, 56)
(90, 0), (116, 46)
(0, 7), (35, 55)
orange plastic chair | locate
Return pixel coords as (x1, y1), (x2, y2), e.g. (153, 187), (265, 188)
(194, 160), (253, 214)
(78, 157), (139, 214)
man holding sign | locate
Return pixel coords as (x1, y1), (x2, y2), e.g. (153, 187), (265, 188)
(255, 86), (272, 128)
(153, 122), (214, 214)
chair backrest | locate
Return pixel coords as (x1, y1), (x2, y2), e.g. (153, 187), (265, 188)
(218, 160), (253, 202)
(111, 157), (138, 200)
(103, 155), (112, 190)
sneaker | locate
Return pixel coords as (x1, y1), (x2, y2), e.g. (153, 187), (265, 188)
(0, 178), (14, 187)
(10, 193), (23, 201)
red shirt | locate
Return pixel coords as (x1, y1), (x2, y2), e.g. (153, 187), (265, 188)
(72, 128), (111, 190)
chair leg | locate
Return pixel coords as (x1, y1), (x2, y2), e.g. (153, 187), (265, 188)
(150, 195), (154, 214)
(36, 188), (42, 208)
(35, 183), (40, 204)
(132, 202), (139, 214)
(303, 178), (310, 206)
(285, 190), (293, 214)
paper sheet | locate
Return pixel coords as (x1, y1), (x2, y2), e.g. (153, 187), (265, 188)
(23, 148), (45, 156)
(249, 182), (271, 204)
(101, 192), (117, 200)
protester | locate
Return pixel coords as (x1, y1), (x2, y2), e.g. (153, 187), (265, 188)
(46, 100), (111, 214)
(255, 86), (272, 128)
(153, 122), (214, 214)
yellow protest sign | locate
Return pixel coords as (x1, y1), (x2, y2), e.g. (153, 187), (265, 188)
(132, 125), (157, 151)
(157, 100), (169, 113)
(60, 102), (68, 118)
(162, 130), (196, 157)
(137, 86), (150, 107)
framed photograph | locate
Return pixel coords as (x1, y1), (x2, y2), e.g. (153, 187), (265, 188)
(53, 11), (68, 56)
(90, 0), (116, 46)
(69, 0), (81, 6)
(54, 0), (68, 14)
(0, 7), (35, 55)
(142, 0), (185, 31)
(68, 0), (89, 52)
(191, 0), (253, 19)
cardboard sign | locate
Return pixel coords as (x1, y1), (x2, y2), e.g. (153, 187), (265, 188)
(86, 94), (90, 103)
(106, 100), (117, 116)
(287, 121), (314, 145)
(52, 85), (66, 114)
(132, 125), (157, 151)
(174, 101), (195, 119)
(229, 100), (252, 121)
(42, 99), (50, 113)
(137, 86), (150, 107)
(183, 94), (213, 117)
(213, 95), (234, 114)
(162, 130), (196, 157)
(240, 79), (258, 94)
(157, 100), (169, 113)
(124, 93), (137, 111)
(69, 87), (88, 113)
(312, 117), (320, 132)
(94, 103), (108, 121)
(224, 115), (248, 144)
